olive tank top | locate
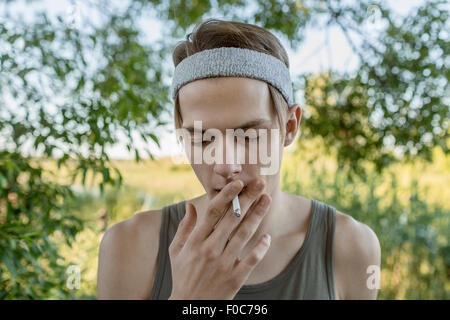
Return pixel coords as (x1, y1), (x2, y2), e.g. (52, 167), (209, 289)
(149, 198), (337, 300)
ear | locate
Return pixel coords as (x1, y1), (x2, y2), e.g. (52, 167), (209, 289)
(283, 104), (302, 147)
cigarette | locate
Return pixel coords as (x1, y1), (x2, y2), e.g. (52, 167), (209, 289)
(232, 194), (241, 217)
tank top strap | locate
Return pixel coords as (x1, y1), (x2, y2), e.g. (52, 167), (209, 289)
(306, 199), (337, 299)
(149, 200), (186, 300)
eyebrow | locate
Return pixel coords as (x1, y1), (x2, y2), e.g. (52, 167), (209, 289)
(182, 118), (271, 133)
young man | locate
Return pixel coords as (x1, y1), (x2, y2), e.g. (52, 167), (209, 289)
(97, 19), (381, 300)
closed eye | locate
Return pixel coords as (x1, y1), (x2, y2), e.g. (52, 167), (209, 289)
(193, 136), (259, 146)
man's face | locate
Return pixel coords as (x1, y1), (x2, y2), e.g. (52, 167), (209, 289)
(178, 76), (285, 199)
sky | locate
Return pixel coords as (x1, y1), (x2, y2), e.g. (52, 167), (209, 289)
(2, 0), (426, 159)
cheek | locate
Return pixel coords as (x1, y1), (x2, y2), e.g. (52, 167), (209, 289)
(191, 164), (214, 185)
(250, 134), (281, 164)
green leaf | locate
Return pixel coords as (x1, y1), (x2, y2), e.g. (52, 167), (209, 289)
(149, 133), (160, 148)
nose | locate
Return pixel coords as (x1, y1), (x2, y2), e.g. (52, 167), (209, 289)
(213, 162), (242, 179)
(212, 133), (243, 178)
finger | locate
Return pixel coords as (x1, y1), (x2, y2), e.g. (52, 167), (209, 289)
(232, 177), (266, 221)
(169, 202), (197, 256)
(206, 177), (266, 250)
(189, 180), (244, 244)
(232, 233), (271, 281)
(222, 194), (271, 264)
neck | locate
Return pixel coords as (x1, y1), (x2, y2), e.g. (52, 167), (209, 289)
(248, 181), (291, 243)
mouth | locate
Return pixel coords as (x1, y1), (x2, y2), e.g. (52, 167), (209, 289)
(214, 185), (247, 196)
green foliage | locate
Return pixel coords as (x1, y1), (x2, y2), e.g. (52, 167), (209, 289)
(1, 1), (169, 298)
(0, 152), (84, 299)
(301, 0), (449, 173)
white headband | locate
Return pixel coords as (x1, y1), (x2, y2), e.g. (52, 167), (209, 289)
(171, 47), (295, 107)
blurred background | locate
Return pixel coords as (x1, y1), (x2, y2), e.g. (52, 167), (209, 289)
(0, 0), (448, 299)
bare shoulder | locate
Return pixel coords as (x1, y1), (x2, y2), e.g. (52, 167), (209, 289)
(97, 208), (163, 299)
(333, 210), (381, 300)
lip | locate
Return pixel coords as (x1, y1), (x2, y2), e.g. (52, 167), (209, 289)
(214, 185), (247, 195)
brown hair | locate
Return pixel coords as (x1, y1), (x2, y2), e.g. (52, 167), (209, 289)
(172, 18), (290, 138)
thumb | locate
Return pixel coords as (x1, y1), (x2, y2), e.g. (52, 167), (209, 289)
(169, 202), (197, 256)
